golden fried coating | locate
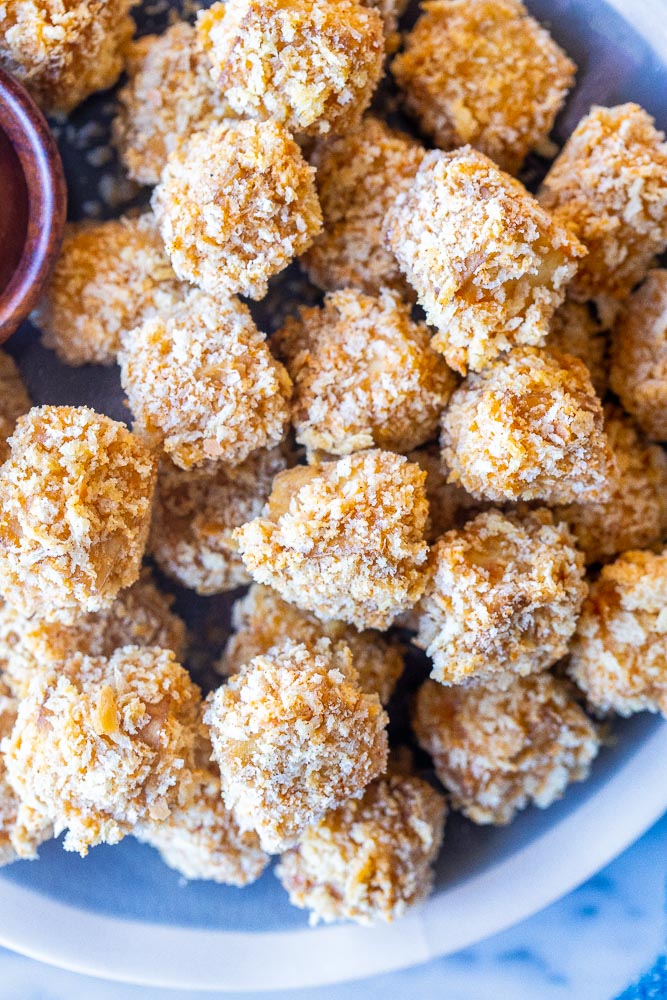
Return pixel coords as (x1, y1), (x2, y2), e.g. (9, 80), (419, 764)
(274, 288), (455, 456)
(0, 0), (135, 116)
(392, 0), (575, 175)
(414, 508), (586, 688)
(0, 682), (19, 865)
(0, 352), (30, 466)
(407, 445), (490, 543)
(413, 674), (600, 824)
(113, 22), (235, 187)
(441, 347), (614, 504)
(119, 291), (291, 471)
(234, 450), (430, 630)
(152, 120), (322, 301)
(568, 549), (667, 717)
(546, 299), (608, 398)
(386, 147), (585, 375)
(276, 773), (445, 925)
(301, 117), (425, 296)
(362, 0), (407, 52)
(205, 639), (388, 853)
(222, 585), (404, 705)
(34, 215), (185, 367)
(150, 448), (289, 595)
(0, 406), (157, 620)
(609, 270), (667, 441)
(539, 104), (667, 320)
(4, 646), (201, 856)
(553, 407), (667, 564)
(196, 0), (384, 137)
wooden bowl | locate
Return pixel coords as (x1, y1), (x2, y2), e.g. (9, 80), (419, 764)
(0, 67), (66, 344)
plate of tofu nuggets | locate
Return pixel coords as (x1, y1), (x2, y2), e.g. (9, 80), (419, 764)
(1, 0), (667, 990)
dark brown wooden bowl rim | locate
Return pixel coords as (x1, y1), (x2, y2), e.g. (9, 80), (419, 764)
(0, 67), (67, 344)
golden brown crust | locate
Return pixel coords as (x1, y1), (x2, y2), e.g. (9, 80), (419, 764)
(407, 445), (490, 542)
(546, 299), (608, 398)
(0, 684), (20, 866)
(0, 352), (30, 466)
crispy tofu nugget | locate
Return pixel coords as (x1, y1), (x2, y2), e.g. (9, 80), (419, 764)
(196, 0), (384, 137)
(276, 773), (446, 925)
(407, 445), (490, 542)
(274, 288), (455, 456)
(413, 675), (600, 824)
(34, 215), (185, 367)
(0, 0), (135, 116)
(113, 22), (234, 187)
(119, 291), (291, 471)
(414, 508), (586, 688)
(3, 646), (201, 856)
(386, 147), (585, 375)
(234, 450), (430, 630)
(546, 299), (608, 398)
(553, 407), (667, 564)
(568, 549), (667, 717)
(539, 104), (667, 320)
(0, 406), (157, 620)
(362, 0), (407, 52)
(150, 448), (289, 595)
(610, 270), (667, 441)
(222, 585), (404, 705)
(0, 683), (20, 865)
(0, 352), (30, 465)
(392, 0), (575, 174)
(441, 347), (614, 504)
(152, 120), (322, 301)
(205, 639), (388, 853)
(301, 117), (425, 296)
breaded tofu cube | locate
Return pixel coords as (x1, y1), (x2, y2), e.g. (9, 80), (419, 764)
(386, 147), (585, 374)
(392, 0), (575, 174)
(441, 347), (614, 504)
(301, 116), (426, 296)
(234, 450), (430, 630)
(274, 287), (455, 456)
(276, 773), (446, 925)
(568, 549), (667, 717)
(204, 639), (388, 853)
(539, 104), (667, 321)
(152, 120), (322, 301)
(546, 298), (608, 398)
(407, 445), (490, 543)
(196, 0), (384, 137)
(0, 406), (157, 620)
(222, 584), (404, 705)
(3, 647), (201, 856)
(0, 352), (30, 465)
(118, 290), (291, 471)
(34, 215), (186, 367)
(414, 508), (586, 688)
(413, 674), (600, 824)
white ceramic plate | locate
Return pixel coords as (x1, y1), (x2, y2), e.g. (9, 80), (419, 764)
(1, 0), (667, 990)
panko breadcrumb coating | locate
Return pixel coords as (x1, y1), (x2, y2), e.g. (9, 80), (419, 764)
(0, 683), (19, 865)
(234, 449), (430, 630)
(441, 347), (614, 504)
(222, 585), (404, 705)
(386, 147), (585, 375)
(362, 0), (407, 52)
(546, 299), (608, 398)
(413, 674), (600, 824)
(205, 639), (388, 853)
(609, 270), (667, 441)
(119, 291), (291, 471)
(301, 117), (425, 296)
(150, 448), (289, 595)
(0, 352), (30, 465)
(407, 445), (489, 543)
(0, 0), (135, 116)
(113, 22), (235, 187)
(392, 0), (575, 175)
(539, 104), (667, 320)
(197, 0), (384, 137)
(152, 120), (322, 301)
(3, 646), (201, 856)
(34, 215), (186, 367)
(274, 288), (455, 456)
(568, 549), (667, 717)
(553, 407), (667, 564)
(0, 406), (157, 620)
(276, 773), (445, 925)
(414, 508), (586, 688)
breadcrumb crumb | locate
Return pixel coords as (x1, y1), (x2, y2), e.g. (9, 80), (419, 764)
(0, 352), (30, 466)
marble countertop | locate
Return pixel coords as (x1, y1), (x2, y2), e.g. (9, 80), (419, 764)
(1, 813), (664, 1000)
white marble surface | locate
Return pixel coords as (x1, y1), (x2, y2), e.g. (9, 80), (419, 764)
(0, 813), (664, 1000)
